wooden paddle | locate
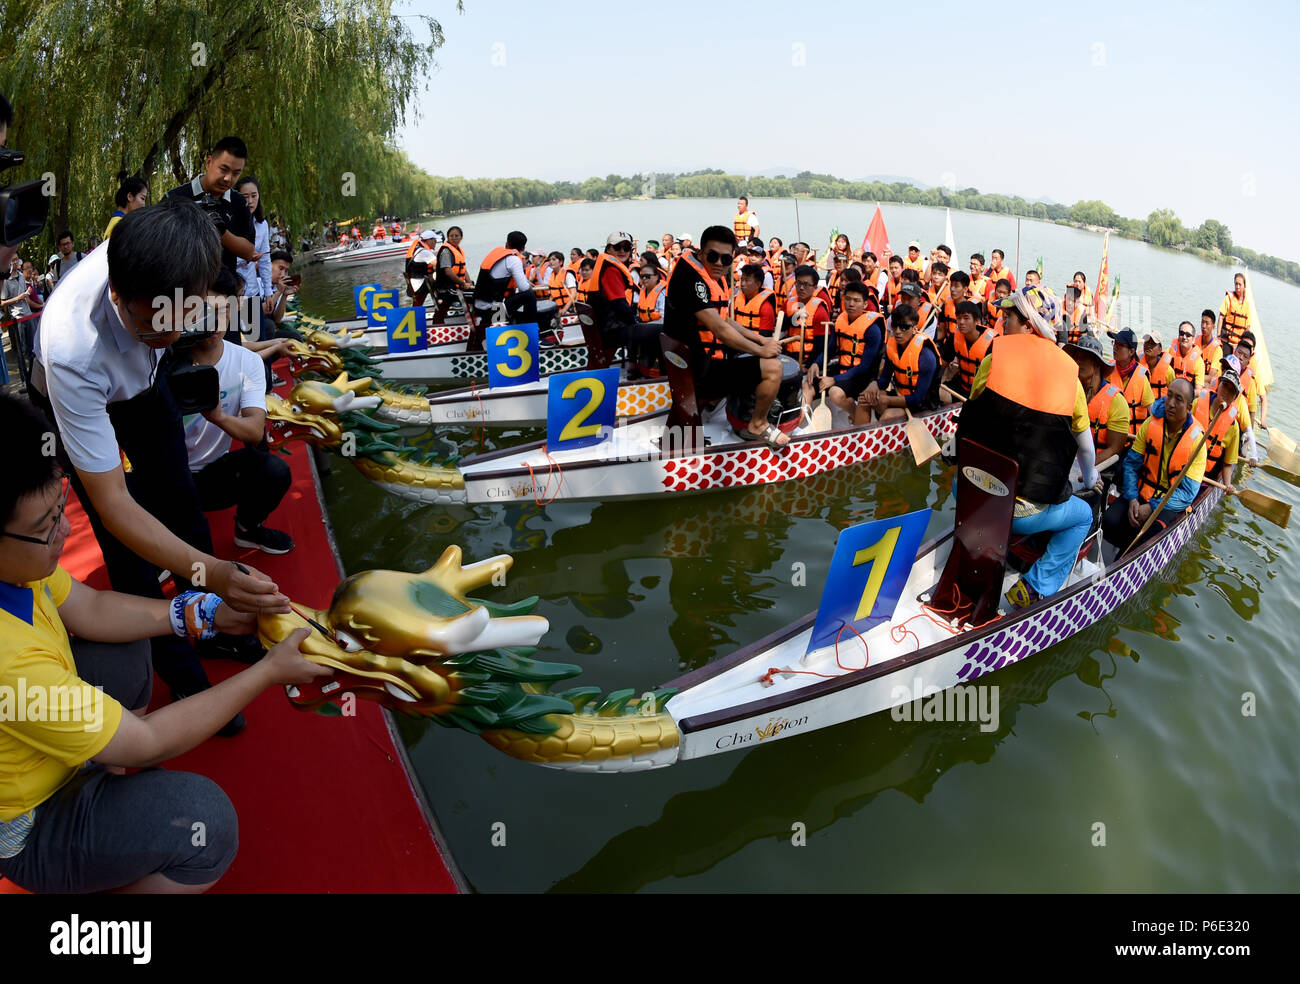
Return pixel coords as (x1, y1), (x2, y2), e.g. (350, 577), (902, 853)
(903, 406), (942, 466)
(1267, 427), (1296, 453)
(940, 383), (966, 402)
(1266, 441), (1300, 477)
(808, 317), (833, 432)
(1201, 477), (1290, 528)
(1123, 404), (1224, 556)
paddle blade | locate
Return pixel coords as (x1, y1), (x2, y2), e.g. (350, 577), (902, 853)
(808, 396), (833, 433)
(1267, 442), (1300, 476)
(1268, 427), (1297, 454)
(1237, 488), (1291, 528)
(905, 413), (942, 466)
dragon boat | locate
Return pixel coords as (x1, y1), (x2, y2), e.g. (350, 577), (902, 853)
(264, 366), (961, 505)
(254, 439), (1229, 773)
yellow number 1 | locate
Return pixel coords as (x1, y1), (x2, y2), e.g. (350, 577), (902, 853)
(496, 328), (533, 378)
(851, 525), (901, 621)
(393, 310), (420, 345)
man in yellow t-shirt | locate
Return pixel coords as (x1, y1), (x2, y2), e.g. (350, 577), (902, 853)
(1102, 377), (1206, 552)
(0, 395), (330, 893)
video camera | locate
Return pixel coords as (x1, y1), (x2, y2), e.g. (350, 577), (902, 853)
(196, 191), (229, 236)
(165, 302), (225, 415)
(0, 146), (50, 247)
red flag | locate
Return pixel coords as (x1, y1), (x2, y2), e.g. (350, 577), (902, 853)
(863, 205), (891, 261)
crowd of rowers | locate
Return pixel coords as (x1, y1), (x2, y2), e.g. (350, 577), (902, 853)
(407, 201), (1266, 610)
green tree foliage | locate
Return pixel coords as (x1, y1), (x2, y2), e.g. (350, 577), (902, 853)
(1069, 200), (1119, 228)
(0, 0), (454, 253)
(1146, 208), (1188, 247)
(1193, 219), (1232, 254)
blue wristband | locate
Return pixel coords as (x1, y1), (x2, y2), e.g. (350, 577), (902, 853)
(169, 591), (223, 641)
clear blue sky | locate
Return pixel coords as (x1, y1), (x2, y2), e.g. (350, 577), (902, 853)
(398, 0), (1298, 260)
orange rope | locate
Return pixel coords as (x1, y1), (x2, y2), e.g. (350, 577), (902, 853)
(758, 622), (870, 685)
(524, 446), (563, 506)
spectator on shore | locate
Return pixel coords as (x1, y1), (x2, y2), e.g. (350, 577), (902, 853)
(165, 135), (259, 277)
(234, 176), (272, 302)
(262, 250), (299, 327)
(49, 231), (86, 289)
(104, 174), (149, 239)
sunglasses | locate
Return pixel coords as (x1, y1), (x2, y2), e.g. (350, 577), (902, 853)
(1178, 331), (1193, 338)
(704, 250), (734, 266)
(2, 475), (69, 546)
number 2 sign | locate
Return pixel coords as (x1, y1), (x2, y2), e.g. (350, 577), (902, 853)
(547, 367), (620, 451)
(806, 508), (932, 654)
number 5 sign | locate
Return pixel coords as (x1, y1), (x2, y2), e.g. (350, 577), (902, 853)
(487, 322), (540, 386)
(547, 367), (620, 451)
(806, 507), (932, 654)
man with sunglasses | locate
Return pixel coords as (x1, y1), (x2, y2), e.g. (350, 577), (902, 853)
(664, 226), (789, 450)
(1170, 320), (1205, 390)
(27, 200), (289, 734)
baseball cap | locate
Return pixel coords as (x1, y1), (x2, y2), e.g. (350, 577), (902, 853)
(606, 232), (633, 248)
(900, 282), (925, 298)
(1065, 334), (1114, 368)
(1108, 327), (1139, 348)
(646, 239), (660, 249)
(1221, 353), (1242, 374)
(420, 229), (437, 240)
(1142, 328), (1163, 347)
(1217, 367), (1242, 393)
(907, 240), (921, 250)
(747, 241), (766, 254)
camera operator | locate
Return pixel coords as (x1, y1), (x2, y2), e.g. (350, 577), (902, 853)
(28, 199), (289, 736)
(165, 135), (260, 277)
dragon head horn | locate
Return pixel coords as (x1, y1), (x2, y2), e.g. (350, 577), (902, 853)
(426, 545), (513, 602)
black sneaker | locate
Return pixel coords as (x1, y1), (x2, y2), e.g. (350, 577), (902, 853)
(170, 685), (246, 738)
(196, 632), (267, 665)
(233, 521), (295, 555)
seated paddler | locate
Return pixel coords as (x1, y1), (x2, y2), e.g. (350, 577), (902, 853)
(662, 225), (790, 451)
(1101, 376), (1206, 552)
(471, 230), (540, 347)
(955, 285), (1103, 610)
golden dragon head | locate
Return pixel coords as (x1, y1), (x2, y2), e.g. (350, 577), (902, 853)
(264, 372), (383, 449)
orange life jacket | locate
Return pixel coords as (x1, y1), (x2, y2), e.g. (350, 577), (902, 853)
(1200, 337), (1223, 382)
(433, 242), (466, 284)
(373, 225), (385, 239)
(986, 265), (1015, 291)
(1220, 291), (1250, 347)
(903, 254), (925, 277)
(827, 269), (844, 311)
(1087, 382), (1123, 448)
(637, 280), (665, 323)
(1193, 392), (1239, 473)
(1170, 344), (1202, 383)
(953, 326), (997, 390)
(584, 252), (635, 308)
(968, 274), (990, 301)
(734, 211), (756, 243)
(885, 330), (940, 398)
(672, 252), (731, 358)
(885, 275), (903, 310)
(1145, 352), (1174, 402)
(549, 268), (573, 310)
(1138, 416), (1204, 502)
(734, 288), (775, 335)
(1108, 362), (1150, 434)
(834, 310), (884, 369)
(477, 245), (523, 300)
(783, 290), (831, 360)
(774, 273), (794, 313)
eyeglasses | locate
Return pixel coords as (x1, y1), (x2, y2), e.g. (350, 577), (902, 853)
(2, 476), (69, 546)
(795, 281), (816, 289)
(1178, 331), (1193, 338)
(704, 250), (734, 266)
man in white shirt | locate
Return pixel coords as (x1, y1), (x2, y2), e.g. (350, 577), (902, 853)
(29, 199), (288, 731)
(182, 318), (293, 554)
(470, 230), (540, 348)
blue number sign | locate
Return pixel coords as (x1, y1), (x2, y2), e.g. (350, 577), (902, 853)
(547, 367), (620, 451)
(487, 322), (541, 387)
(353, 283), (380, 319)
(366, 289), (400, 328)
(384, 307), (428, 353)
(807, 508), (932, 654)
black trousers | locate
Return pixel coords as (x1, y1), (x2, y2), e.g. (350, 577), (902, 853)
(30, 375), (214, 696)
(193, 447), (291, 529)
(1102, 497), (1170, 551)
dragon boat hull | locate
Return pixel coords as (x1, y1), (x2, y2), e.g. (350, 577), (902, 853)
(453, 403), (960, 504)
(657, 484), (1223, 765)
(371, 338), (618, 382)
(417, 377), (671, 427)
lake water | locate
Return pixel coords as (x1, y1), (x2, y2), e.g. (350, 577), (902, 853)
(296, 198), (1300, 892)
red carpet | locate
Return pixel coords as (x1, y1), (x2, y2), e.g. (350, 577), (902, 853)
(3, 425), (461, 893)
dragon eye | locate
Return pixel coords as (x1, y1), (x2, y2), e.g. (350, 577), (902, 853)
(291, 403), (303, 414)
(333, 630), (363, 653)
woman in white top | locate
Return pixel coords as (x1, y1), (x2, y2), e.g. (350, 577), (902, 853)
(234, 176), (272, 301)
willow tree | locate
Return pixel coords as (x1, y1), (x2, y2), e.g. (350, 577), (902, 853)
(0, 0), (458, 252)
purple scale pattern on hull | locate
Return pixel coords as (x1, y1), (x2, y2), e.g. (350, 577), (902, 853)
(953, 491), (1220, 683)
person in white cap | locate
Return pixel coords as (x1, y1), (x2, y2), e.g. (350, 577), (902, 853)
(1140, 327), (1175, 403)
(586, 232), (658, 356)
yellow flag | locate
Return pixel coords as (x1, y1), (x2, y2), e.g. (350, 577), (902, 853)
(1243, 272), (1274, 391)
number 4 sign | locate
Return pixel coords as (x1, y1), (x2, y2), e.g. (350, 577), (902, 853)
(806, 508), (932, 654)
(547, 367), (620, 451)
(384, 307), (427, 352)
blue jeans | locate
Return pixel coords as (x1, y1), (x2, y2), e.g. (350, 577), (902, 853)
(1011, 495), (1093, 597)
